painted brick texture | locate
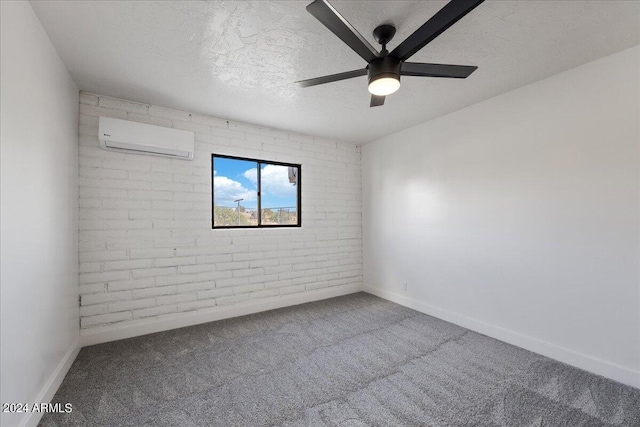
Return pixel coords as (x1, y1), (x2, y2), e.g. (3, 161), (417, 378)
(78, 93), (362, 332)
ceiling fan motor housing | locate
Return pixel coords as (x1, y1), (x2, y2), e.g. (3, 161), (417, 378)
(367, 56), (402, 85)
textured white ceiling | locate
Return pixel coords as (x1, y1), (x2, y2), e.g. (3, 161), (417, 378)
(31, 1), (640, 143)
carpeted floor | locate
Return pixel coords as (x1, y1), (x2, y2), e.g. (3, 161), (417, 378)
(40, 293), (639, 426)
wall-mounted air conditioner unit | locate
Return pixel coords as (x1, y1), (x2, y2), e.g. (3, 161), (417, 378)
(99, 116), (195, 160)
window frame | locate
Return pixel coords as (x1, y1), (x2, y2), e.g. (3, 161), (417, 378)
(211, 153), (302, 229)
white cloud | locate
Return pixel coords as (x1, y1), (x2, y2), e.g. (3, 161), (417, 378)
(243, 164), (296, 198)
(213, 176), (256, 204)
(243, 168), (257, 186)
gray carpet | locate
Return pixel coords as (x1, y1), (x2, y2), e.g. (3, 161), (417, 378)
(39, 293), (639, 427)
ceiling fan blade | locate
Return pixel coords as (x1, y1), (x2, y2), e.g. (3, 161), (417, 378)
(401, 62), (477, 78)
(370, 95), (385, 107)
(391, 0), (484, 61)
(296, 68), (367, 88)
(307, 0), (379, 63)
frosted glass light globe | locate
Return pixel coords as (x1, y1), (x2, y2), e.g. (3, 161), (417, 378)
(368, 77), (400, 96)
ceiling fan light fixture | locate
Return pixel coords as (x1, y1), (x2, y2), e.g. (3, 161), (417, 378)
(368, 74), (400, 96)
(299, 0), (484, 107)
(367, 56), (402, 96)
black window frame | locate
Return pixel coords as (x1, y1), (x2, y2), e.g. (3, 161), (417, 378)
(211, 154), (301, 229)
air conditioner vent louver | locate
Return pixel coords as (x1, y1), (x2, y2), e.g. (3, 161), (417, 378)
(98, 116), (195, 160)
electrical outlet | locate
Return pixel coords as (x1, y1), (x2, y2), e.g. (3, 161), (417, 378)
(402, 282), (408, 291)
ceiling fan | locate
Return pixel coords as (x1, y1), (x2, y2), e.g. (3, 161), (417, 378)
(296, 0), (484, 107)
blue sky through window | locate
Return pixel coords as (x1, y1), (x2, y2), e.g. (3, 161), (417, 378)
(213, 157), (297, 210)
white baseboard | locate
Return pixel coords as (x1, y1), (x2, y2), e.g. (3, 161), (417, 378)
(364, 285), (639, 389)
(81, 284), (363, 347)
(20, 338), (81, 427)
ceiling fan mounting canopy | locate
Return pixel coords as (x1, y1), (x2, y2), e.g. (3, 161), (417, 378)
(296, 0), (484, 107)
(372, 24), (396, 49)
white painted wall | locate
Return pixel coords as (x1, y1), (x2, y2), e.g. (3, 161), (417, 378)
(1, 3), (80, 426)
(76, 94), (362, 343)
(363, 46), (640, 387)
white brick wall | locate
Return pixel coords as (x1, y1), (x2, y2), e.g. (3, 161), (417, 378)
(78, 93), (362, 331)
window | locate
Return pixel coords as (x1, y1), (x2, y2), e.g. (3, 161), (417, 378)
(212, 154), (301, 228)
